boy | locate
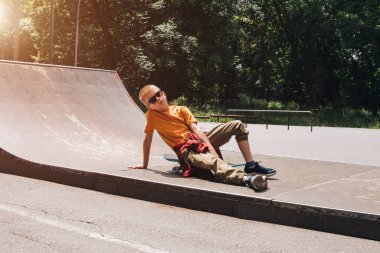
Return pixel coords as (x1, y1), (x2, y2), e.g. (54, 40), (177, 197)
(129, 84), (276, 191)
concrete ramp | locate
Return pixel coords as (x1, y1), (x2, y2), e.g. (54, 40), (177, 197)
(0, 60), (170, 172)
(1, 61), (378, 241)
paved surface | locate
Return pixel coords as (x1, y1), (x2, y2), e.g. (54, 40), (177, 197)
(199, 122), (380, 214)
(1, 173), (379, 253)
(200, 122), (380, 167)
(0, 60), (379, 240)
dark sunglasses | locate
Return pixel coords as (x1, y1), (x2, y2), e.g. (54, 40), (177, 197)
(148, 90), (163, 105)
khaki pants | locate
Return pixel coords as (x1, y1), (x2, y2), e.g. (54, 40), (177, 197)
(187, 120), (249, 185)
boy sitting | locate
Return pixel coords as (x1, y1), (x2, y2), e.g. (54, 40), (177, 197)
(129, 84), (276, 191)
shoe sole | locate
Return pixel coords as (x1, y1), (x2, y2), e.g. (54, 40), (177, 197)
(251, 175), (267, 191)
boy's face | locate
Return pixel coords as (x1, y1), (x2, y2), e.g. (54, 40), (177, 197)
(142, 87), (168, 111)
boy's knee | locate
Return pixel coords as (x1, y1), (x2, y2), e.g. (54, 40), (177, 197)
(231, 120), (244, 128)
(231, 120), (249, 141)
(236, 133), (248, 142)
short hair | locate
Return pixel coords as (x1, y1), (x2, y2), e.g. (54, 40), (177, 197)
(139, 84), (160, 106)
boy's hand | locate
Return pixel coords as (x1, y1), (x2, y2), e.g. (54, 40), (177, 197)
(189, 123), (220, 158)
(131, 133), (153, 171)
(208, 147), (220, 159)
(128, 165), (147, 169)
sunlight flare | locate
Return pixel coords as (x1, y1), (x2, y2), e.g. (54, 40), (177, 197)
(0, 2), (9, 25)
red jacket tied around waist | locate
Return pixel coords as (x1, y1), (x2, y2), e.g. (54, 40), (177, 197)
(173, 133), (209, 177)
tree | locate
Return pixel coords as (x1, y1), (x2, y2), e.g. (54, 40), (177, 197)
(0, 0), (378, 113)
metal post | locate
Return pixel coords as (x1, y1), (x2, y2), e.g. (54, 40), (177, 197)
(13, 0), (21, 61)
(311, 113), (313, 132)
(74, 0), (81, 66)
(266, 111), (268, 129)
(287, 112), (290, 130)
(49, 0), (55, 64)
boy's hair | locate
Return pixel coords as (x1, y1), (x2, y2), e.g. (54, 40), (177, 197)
(139, 84), (159, 106)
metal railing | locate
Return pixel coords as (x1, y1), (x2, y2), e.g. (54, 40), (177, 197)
(227, 109), (315, 131)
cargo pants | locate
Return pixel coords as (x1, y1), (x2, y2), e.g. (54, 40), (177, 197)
(187, 120), (249, 185)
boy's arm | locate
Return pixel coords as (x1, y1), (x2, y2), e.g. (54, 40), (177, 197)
(128, 133), (153, 169)
(189, 123), (220, 158)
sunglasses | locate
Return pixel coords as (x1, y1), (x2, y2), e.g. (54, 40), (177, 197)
(148, 90), (163, 105)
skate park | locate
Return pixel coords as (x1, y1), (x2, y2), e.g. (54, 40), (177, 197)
(0, 60), (379, 240)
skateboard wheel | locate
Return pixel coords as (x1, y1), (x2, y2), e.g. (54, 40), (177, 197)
(172, 166), (180, 173)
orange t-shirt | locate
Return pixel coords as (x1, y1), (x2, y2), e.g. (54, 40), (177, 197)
(144, 106), (197, 148)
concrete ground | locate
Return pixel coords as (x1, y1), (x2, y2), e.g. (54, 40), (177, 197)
(2, 123), (379, 240)
(196, 123), (380, 214)
(2, 173), (379, 253)
(104, 123), (379, 240)
(199, 123), (380, 167)
(120, 122), (380, 214)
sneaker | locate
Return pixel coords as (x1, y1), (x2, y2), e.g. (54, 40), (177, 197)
(244, 161), (276, 177)
(246, 175), (267, 191)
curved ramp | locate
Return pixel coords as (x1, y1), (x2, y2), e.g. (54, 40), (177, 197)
(0, 60), (170, 173)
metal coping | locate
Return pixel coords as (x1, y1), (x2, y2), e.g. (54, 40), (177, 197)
(0, 60), (116, 74)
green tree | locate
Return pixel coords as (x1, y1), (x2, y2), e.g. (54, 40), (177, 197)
(0, 0), (378, 114)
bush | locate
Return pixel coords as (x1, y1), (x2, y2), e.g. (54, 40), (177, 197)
(318, 108), (380, 128)
(251, 99), (268, 109)
(286, 101), (300, 110)
(171, 95), (188, 106)
(267, 101), (284, 110)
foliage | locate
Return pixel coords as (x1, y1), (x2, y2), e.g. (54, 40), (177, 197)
(267, 101), (284, 110)
(318, 108), (380, 128)
(170, 95), (188, 106)
(0, 0), (379, 117)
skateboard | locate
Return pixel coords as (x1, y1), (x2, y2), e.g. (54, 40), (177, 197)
(163, 153), (245, 174)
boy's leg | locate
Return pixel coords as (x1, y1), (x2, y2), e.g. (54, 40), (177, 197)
(205, 120), (253, 162)
(187, 150), (267, 191)
(187, 150), (245, 185)
(237, 140), (253, 162)
(205, 120), (276, 177)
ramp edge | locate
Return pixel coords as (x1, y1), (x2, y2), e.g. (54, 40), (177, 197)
(0, 148), (379, 241)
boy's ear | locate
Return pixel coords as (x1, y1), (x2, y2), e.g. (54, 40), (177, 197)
(144, 100), (150, 109)
(139, 97), (148, 107)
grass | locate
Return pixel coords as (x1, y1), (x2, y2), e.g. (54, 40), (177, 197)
(318, 108), (380, 129)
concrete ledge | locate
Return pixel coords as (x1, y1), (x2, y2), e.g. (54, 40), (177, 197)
(1, 148), (379, 241)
